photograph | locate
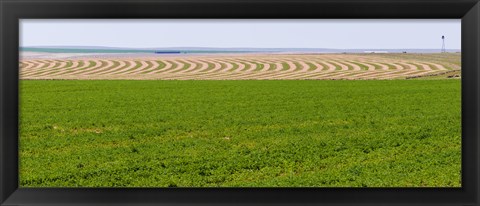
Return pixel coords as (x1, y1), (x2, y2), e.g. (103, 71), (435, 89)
(18, 19), (461, 187)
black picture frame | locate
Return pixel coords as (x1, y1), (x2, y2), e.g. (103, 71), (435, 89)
(1, 0), (479, 205)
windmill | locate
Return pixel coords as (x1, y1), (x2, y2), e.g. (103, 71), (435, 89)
(441, 35), (446, 53)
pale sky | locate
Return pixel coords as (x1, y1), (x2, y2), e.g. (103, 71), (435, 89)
(20, 19), (461, 49)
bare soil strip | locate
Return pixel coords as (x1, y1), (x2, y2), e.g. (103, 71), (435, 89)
(23, 60), (68, 76)
(92, 60), (127, 75)
(51, 60), (92, 76)
(171, 60), (196, 73)
(139, 61), (161, 74)
(82, 60), (115, 75)
(145, 60), (172, 74)
(65, 60), (103, 76)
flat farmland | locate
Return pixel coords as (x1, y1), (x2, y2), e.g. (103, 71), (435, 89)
(20, 53), (461, 80)
(19, 79), (461, 187)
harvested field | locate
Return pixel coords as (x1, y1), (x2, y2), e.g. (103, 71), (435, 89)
(20, 53), (461, 80)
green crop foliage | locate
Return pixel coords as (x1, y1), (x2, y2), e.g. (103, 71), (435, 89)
(230, 62), (240, 72)
(239, 60), (251, 71)
(162, 60), (178, 73)
(19, 79), (461, 187)
(281, 62), (290, 71)
(305, 62), (316, 71)
(203, 61), (216, 72)
(268, 63), (277, 71)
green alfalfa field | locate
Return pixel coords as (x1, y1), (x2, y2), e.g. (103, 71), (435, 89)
(19, 79), (461, 187)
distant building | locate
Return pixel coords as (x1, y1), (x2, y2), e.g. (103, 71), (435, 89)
(364, 51), (389, 54)
(155, 51), (181, 54)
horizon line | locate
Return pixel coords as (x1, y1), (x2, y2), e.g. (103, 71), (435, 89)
(20, 46), (462, 50)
